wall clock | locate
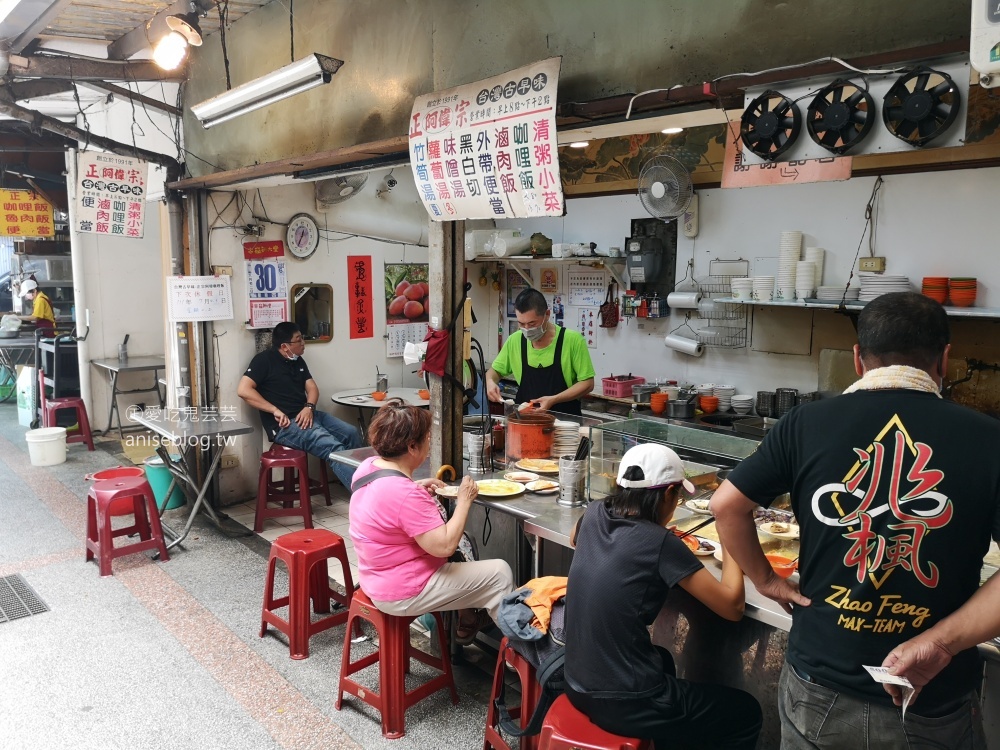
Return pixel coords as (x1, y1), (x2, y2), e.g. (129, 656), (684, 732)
(286, 213), (320, 259)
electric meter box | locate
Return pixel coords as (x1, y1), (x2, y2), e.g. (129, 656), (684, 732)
(624, 218), (677, 293)
(971, 0), (1000, 87)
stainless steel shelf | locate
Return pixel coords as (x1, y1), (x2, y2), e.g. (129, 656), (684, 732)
(716, 298), (1000, 319)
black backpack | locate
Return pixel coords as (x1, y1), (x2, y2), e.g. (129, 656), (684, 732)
(495, 641), (566, 738)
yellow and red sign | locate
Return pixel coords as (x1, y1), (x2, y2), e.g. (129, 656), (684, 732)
(0, 189), (54, 237)
(347, 255), (373, 339)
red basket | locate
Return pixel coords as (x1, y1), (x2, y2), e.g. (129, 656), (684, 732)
(602, 376), (645, 398)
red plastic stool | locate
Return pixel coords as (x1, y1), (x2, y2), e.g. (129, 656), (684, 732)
(255, 447), (313, 532)
(539, 695), (651, 750)
(38, 368), (94, 451)
(484, 637), (541, 750)
(335, 588), (459, 739)
(259, 528), (354, 659)
(270, 444), (332, 505)
(85, 477), (170, 577)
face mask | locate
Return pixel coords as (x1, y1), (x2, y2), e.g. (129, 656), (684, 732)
(523, 318), (547, 342)
(283, 350), (300, 361)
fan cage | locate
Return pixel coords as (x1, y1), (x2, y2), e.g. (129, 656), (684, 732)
(637, 158), (694, 219)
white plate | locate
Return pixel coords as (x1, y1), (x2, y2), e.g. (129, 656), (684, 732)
(504, 471), (539, 483)
(435, 485), (460, 498)
(691, 537), (718, 556)
(758, 521), (800, 540)
(526, 479), (560, 494)
(515, 458), (560, 474)
(684, 498), (713, 515)
(713, 547), (725, 562)
(476, 479), (526, 498)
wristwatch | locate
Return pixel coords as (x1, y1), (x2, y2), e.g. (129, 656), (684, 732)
(305, 403), (316, 410)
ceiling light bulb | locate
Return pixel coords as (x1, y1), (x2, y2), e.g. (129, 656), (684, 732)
(661, 127), (684, 134)
(152, 31), (189, 71)
(569, 141), (589, 148)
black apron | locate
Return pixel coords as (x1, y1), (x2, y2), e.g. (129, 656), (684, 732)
(515, 327), (582, 416)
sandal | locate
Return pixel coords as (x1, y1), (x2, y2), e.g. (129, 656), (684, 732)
(455, 609), (490, 645)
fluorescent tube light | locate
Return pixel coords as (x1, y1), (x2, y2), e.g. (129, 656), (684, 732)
(191, 53), (344, 129)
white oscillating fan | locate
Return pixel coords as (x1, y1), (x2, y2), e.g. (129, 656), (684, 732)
(637, 155), (693, 221)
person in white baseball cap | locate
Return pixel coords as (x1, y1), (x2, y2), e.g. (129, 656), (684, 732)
(564, 442), (760, 749)
(18, 279), (55, 332)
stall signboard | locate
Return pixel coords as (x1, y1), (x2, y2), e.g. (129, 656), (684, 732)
(0, 189), (54, 237)
(721, 129), (852, 188)
(348, 255), (374, 339)
(75, 151), (146, 238)
(244, 241), (288, 329)
(408, 57), (564, 221)
(167, 275), (234, 322)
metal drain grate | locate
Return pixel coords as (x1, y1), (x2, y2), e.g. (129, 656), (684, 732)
(0, 574), (49, 623)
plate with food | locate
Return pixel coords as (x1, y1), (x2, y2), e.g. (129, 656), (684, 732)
(435, 485), (460, 498)
(757, 521), (800, 540)
(504, 471), (539, 483)
(476, 479), (526, 498)
(525, 479), (559, 494)
(691, 537), (719, 557)
(684, 497), (713, 515)
(515, 458), (560, 474)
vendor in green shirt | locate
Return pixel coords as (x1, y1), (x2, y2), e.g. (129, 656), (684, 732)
(486, 288), (595, 416)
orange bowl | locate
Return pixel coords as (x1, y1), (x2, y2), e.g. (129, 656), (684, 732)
(370, 391), (387, 401)
(766, 554), (797, 578)
(417, 389), (430, 400)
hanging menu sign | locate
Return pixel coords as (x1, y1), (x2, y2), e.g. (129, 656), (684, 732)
(408, 57), (564, 221)
(0, 189), (54, 237)
(76, 150), (146, 238)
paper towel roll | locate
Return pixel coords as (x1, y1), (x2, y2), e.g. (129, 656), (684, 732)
(666, 291), (702, 309)
(664, 333), (705, 357)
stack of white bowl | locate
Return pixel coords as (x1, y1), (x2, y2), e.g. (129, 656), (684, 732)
(752, 276), (775, 301)
(795, 261), (816, 300)
(553, 420), (581, 458)
(776, 231), (803, 301)
(730, 277), (754, 300)
(731, 394), (754, 414)
(696, 383), (716, 399)
(713, 384), (736, 412)
(804, 247), (825, 289)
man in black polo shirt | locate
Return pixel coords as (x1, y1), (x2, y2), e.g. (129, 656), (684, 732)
(712, 293), (1000, 749)
(238, 322), (360, 488)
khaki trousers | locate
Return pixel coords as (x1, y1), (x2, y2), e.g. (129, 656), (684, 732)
(371, 559), (514, 623)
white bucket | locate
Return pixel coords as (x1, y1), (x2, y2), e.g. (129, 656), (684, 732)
(25, 427), (68, 466)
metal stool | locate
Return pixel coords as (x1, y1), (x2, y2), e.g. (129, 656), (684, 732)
(335, 588), (458, 739)
(539, 695), (651, 750)
(483, 637), (540, 750)
(85, 477), (170, 577)
(254, 447), (313, 532)
(260, 528), (354, 659)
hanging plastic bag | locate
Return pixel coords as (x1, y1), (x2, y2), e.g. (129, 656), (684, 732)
(598, 281), (619, 328)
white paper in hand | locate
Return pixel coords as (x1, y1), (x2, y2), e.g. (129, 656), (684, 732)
(864, 665), (915, 720)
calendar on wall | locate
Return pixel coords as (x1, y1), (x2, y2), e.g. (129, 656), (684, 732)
(386, 322), (429, 358)
(567, 269), (606, 307)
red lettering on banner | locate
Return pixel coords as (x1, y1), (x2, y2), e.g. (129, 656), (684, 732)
(347, 255), (373, 339)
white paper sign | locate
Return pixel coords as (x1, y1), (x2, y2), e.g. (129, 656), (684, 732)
(167, 275), (234, 322)
(248, 299), (288, 329)
(567, 269), (606, 307)
(76, 151), (146, 238)
(408, 57), (564, 221)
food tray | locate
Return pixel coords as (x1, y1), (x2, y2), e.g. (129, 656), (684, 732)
(682, 460), (719, 486)
(602, 375), (645, 398)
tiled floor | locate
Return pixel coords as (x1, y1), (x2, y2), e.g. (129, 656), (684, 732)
(226, 488), (360, 589)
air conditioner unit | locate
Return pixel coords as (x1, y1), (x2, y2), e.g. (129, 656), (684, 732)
(971, 0), (1000, 87)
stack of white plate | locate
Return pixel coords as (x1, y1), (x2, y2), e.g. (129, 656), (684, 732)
(696, 383), (716, 398)
(858, 273), (911, 302)
(776, 231), (803, 300)
(730, 277), (754, 300)
(804, 247), (825, 289)
(713, 384), (736, 411)
(817, 286), (860, 301)
(731, 394), (754, 414)
(752, 276), (775, 301)
(795, 261), (816, 300)
(552, 420), (581, 459)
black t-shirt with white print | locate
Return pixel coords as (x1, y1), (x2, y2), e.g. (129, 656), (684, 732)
(565, 500), (703, 697)
(730, 389), (1000, 713)
(243, 349), (313, 440)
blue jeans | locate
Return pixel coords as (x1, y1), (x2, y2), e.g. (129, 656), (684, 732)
(778, 662), (986, 750)
(274, 410), (361, 489)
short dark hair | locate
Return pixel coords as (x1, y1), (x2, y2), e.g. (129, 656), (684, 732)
(272, 322), (301, 349)
(605, 465), (676, 523)
(368, 398), (432, 459)
(857, 292), (949, 370)
(514, 288), (548, 316)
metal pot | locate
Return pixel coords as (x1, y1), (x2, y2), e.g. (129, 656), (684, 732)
(506, 411), (556, 459)
(632, 384), (659, 403)
(667, 399), (696, 419)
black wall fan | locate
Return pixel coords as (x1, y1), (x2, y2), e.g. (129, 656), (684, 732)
(882, 67), (960, 147)
(806, 79), (875, 155)
(740, 90), (801, 161)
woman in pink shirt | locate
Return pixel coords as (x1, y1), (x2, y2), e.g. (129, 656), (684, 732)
(349, 400), (513, 643)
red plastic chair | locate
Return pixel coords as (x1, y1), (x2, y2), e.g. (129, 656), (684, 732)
(269, 444), (332, 505)
(483, 637), (541, 750)
(335, 588), (458, 739)
(259, 528), (354, 659)
(539, 695), (651, 750)
(254, 447), (313, 531)
(85, 477), (170, 577)
(38, 368), (94, 451)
